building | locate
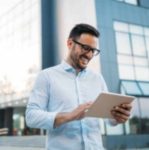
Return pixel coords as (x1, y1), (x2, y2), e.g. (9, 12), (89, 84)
(0, 0), (149, 149)
(0, 0), (41, 135)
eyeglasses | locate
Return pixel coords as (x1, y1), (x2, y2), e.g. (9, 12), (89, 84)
(72, 40), (100, 56)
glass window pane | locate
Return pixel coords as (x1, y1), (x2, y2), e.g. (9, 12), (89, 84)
(125, 0), (137, 5)
(135, 67), (149, 81)
(131, 35), (146, 56)
(106, 123), (124, 135)
(114, 22), (129, 32)
(121, 81), (142, 95)
(118, 65), (135, 80)
(99, 119), (105, 135)
(134, 57), (148, 67)
(139, 98), (149, 133)
(144, 28), (149, 36)
(145, 37), (149, 51)
(140, 98), (149, 118)
(118, 55), (133, 65)
(128, 98), (141, 134)
(130, 25), (143, 35)
(139, 82), (149, 95)
(116, 32), (131, 54)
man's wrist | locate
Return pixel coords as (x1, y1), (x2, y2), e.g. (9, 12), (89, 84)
(54, 112), (71, 128)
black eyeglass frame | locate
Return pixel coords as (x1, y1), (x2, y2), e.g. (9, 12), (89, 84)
(72, 39), (100, 56)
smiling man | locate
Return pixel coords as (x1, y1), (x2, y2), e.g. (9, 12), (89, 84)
(26, 24), (132, 150)
(67, 31), (99, 72)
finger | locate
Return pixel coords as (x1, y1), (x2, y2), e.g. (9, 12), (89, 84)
(121, 103), (132, 111)
(112, 106), (130, 116)
(111, 110), (129, 120)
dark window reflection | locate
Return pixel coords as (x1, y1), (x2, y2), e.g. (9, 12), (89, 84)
(129, 98), (149, 134)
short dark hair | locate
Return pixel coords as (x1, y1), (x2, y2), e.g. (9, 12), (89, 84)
(68, 23), (100, 39)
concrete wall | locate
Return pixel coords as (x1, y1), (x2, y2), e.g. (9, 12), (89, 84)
(55, 0), (100, 73)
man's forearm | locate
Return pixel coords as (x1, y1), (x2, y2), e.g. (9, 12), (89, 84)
(54, 103), (92, 128)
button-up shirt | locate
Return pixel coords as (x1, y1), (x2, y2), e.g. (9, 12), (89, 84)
(26, 61), (109, 150)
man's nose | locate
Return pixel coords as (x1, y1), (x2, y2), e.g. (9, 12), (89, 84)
(84, 50), (94, 59)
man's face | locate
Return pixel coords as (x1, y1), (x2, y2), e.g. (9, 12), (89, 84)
(67, 33), (98, 71)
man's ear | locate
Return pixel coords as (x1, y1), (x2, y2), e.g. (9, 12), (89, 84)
(67, 38), (73, 49)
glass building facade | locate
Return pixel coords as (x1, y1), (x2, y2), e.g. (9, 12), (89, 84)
(95, 0), (149, 148)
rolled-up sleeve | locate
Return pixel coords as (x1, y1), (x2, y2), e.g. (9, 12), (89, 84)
(25, 71), (58, 130)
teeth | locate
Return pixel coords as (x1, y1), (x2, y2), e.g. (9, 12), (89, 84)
(81, 57), (88, 64)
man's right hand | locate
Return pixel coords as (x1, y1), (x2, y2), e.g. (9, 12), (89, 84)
(54, 102), (92, 128)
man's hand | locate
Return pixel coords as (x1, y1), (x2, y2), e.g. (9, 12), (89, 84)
(111, 103), (132, 123)
(54, 102), (92, 128)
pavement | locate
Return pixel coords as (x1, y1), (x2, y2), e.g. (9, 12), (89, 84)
(0, 136), (45, 150)
(0, 136), (149, 150)
(0, 146), (149, 150)
(0, 147), (44, 150)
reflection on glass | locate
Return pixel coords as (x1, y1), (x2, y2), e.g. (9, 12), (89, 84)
(139, 82), (149, 95)
(114, 21), (149, 82)
(131, 35), (146, 56)
(134, 57), (148, 67)
(114, 22), (128, 32)
(118, 55), (133, 65)
(106, 123), (124, 135)
(145, 37), (149, 51)
(129, 25), (143, 35)
(135, 67), (149, 81)
(138, 98), (149, 134)
(116, 32), (131, 54)
(125, 0), (137, 5)
(121, 81), (141, 95)
(128, 99), (141, 134)
(126, 98), (149, 134)
(144, 28), (149, 36)
(99, 119), (105, 135)
(119, 65), (135, 80)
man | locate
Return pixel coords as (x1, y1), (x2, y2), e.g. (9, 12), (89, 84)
(26, 23), (132, 150)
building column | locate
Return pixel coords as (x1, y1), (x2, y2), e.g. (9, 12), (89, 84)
(41, 0), (58, 69)
(0, 109), (5, 128)
(4, 108), (13, 135)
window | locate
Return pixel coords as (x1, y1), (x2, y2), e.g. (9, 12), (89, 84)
(139, 82), (149, 95)
(131, 35), (146, 56)
(129, 98), (149, 134)
(114, 21), (149, 81)
(120, 80), (149, 96)
(120, 81), (149, 134)
(115, 32), (131, 54)
(116, 0), (138, 5)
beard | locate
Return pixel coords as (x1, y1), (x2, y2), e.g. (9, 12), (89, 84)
(69, 45), (91, 71)
(71, 53), (90, 70)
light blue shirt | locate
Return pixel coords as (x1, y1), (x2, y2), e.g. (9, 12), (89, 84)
(26, 61), (109, 150)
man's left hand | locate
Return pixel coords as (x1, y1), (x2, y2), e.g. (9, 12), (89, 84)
(111, 103), (132, 123)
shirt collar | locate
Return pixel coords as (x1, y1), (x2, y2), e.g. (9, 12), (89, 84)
(60, 60), (87, 74)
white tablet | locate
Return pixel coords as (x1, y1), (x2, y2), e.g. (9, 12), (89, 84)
(85, 92), (135, 118)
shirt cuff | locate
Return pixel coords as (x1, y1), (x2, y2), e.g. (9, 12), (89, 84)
(47, 111), (59, 130)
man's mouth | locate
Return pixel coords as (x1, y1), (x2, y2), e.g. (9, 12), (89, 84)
(80, 56), (89, 65)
